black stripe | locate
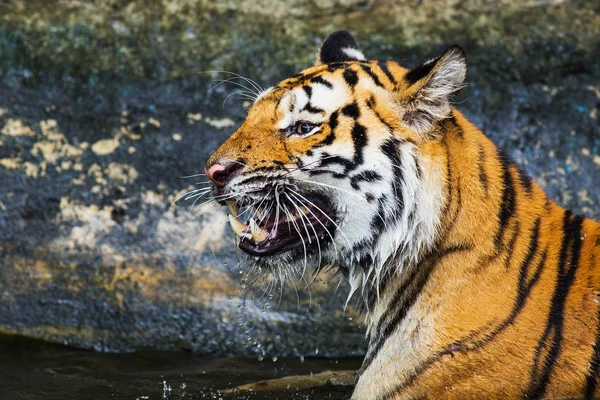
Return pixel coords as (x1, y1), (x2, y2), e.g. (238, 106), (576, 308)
(289, 70), (320, 82)
(585, 294), (600, 398)
(381, 222), (546, 400)
(526, 211), (584, 398)
(367, 98), (393, 132)
(317, 111), (338, 147)
(349, 123), (367, 170)
(341, 102), (360, 119)
(381, 139), (404, 213)
(302, 103), (325, 114)
(299, 71), (319, 81)
(309, 76), (333, 89)
(359, 64), (384, 87)
(405, 57), (439, 85)
(327, 62), (346, 73)
(319, 155), (353, 170)
(357, 244), (473, 384)
(478, 144), (489, 196)
(369, 196), (387, 233)
(441, 135), (462, 235)
(342, 68), (359, 87)
(351, 193), (392, 273)
(377, 61), (397, 85)
(300, 86), (325, 113)
(365, 95), (406, 138)
(503, 222), (521, 270)
(517, 165), (533, 193)
(272, 95), (283, 113)
(439, 136), (454, 218)
(366, 267), (393, 312)
(302, 85), (312, 98)
(350, 170), (382, 190)
(366, 95), (375, 108)
(359, 265), (421, 381)
(545, 198), (552, 214)
(494, 151), (517, 248)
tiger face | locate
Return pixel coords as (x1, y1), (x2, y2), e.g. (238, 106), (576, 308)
(206, 31), (466, 290)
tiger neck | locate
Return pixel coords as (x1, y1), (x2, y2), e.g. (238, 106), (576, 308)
(363, 110), (553, 342)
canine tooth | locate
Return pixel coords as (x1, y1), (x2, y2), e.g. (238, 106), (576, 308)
(298, 206), (309, 216)
(226, 201), (239, 217)
(252, 226), (269, 242)
(284, 207), (309, 222)
(228, 214), (251, 239)
(249, 218), (269, 242)
(249, 218), (259, 235)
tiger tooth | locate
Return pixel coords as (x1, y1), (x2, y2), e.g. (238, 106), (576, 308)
(228, 214), (251, 239)
(252, 226), (269, 242)
(249, 218), (259, 235)
(226, 201), (239, 217)
(249, 218), (269, 242)
(284, 207), (309, 222)
(298, 206), (309, 216)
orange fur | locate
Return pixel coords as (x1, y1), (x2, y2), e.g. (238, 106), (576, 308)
(207, 43), (600, 399)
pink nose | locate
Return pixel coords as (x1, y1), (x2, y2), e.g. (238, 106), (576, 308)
(205, 161), (244, 187)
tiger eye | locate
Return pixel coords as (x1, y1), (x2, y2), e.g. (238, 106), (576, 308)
(298, 122), (312, 134)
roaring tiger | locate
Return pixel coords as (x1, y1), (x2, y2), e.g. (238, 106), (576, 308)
(205, 31), (600, 399)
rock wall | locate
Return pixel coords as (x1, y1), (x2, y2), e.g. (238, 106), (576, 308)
(0, 0), (598, 356)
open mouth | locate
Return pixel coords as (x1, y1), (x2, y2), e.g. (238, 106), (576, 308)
(226, 198), (335, 256)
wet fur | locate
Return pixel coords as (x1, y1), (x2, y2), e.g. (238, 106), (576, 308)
(207, 31), (600, 399)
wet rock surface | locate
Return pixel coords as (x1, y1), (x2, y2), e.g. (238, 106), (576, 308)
(0, 0), (599, 356)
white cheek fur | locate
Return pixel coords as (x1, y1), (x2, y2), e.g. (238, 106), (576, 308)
(272, 77), (444, 312)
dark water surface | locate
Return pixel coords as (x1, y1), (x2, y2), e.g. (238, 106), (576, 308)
(0, 334), (360, 400)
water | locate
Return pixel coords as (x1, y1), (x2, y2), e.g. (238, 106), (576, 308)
(0, 334), (361, 400)
(0, 0), (598, 364)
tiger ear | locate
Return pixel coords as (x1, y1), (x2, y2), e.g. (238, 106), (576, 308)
(315, 30), (366, 66)
(402, 46), (467, 134)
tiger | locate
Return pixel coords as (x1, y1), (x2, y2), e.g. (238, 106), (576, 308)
(205, 30), (600, 399)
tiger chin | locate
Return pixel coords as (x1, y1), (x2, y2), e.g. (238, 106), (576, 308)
(205, 31), (600, 399)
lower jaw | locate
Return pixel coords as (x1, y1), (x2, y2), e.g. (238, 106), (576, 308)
(238, 236), (312, 256)
(238, 231), (332, 257)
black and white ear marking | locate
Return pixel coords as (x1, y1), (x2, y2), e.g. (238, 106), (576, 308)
(316, 30), (366, 65)
(403, 45), (467, 133)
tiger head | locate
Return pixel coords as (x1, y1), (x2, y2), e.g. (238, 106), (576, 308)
(206, 31), (466, 292)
